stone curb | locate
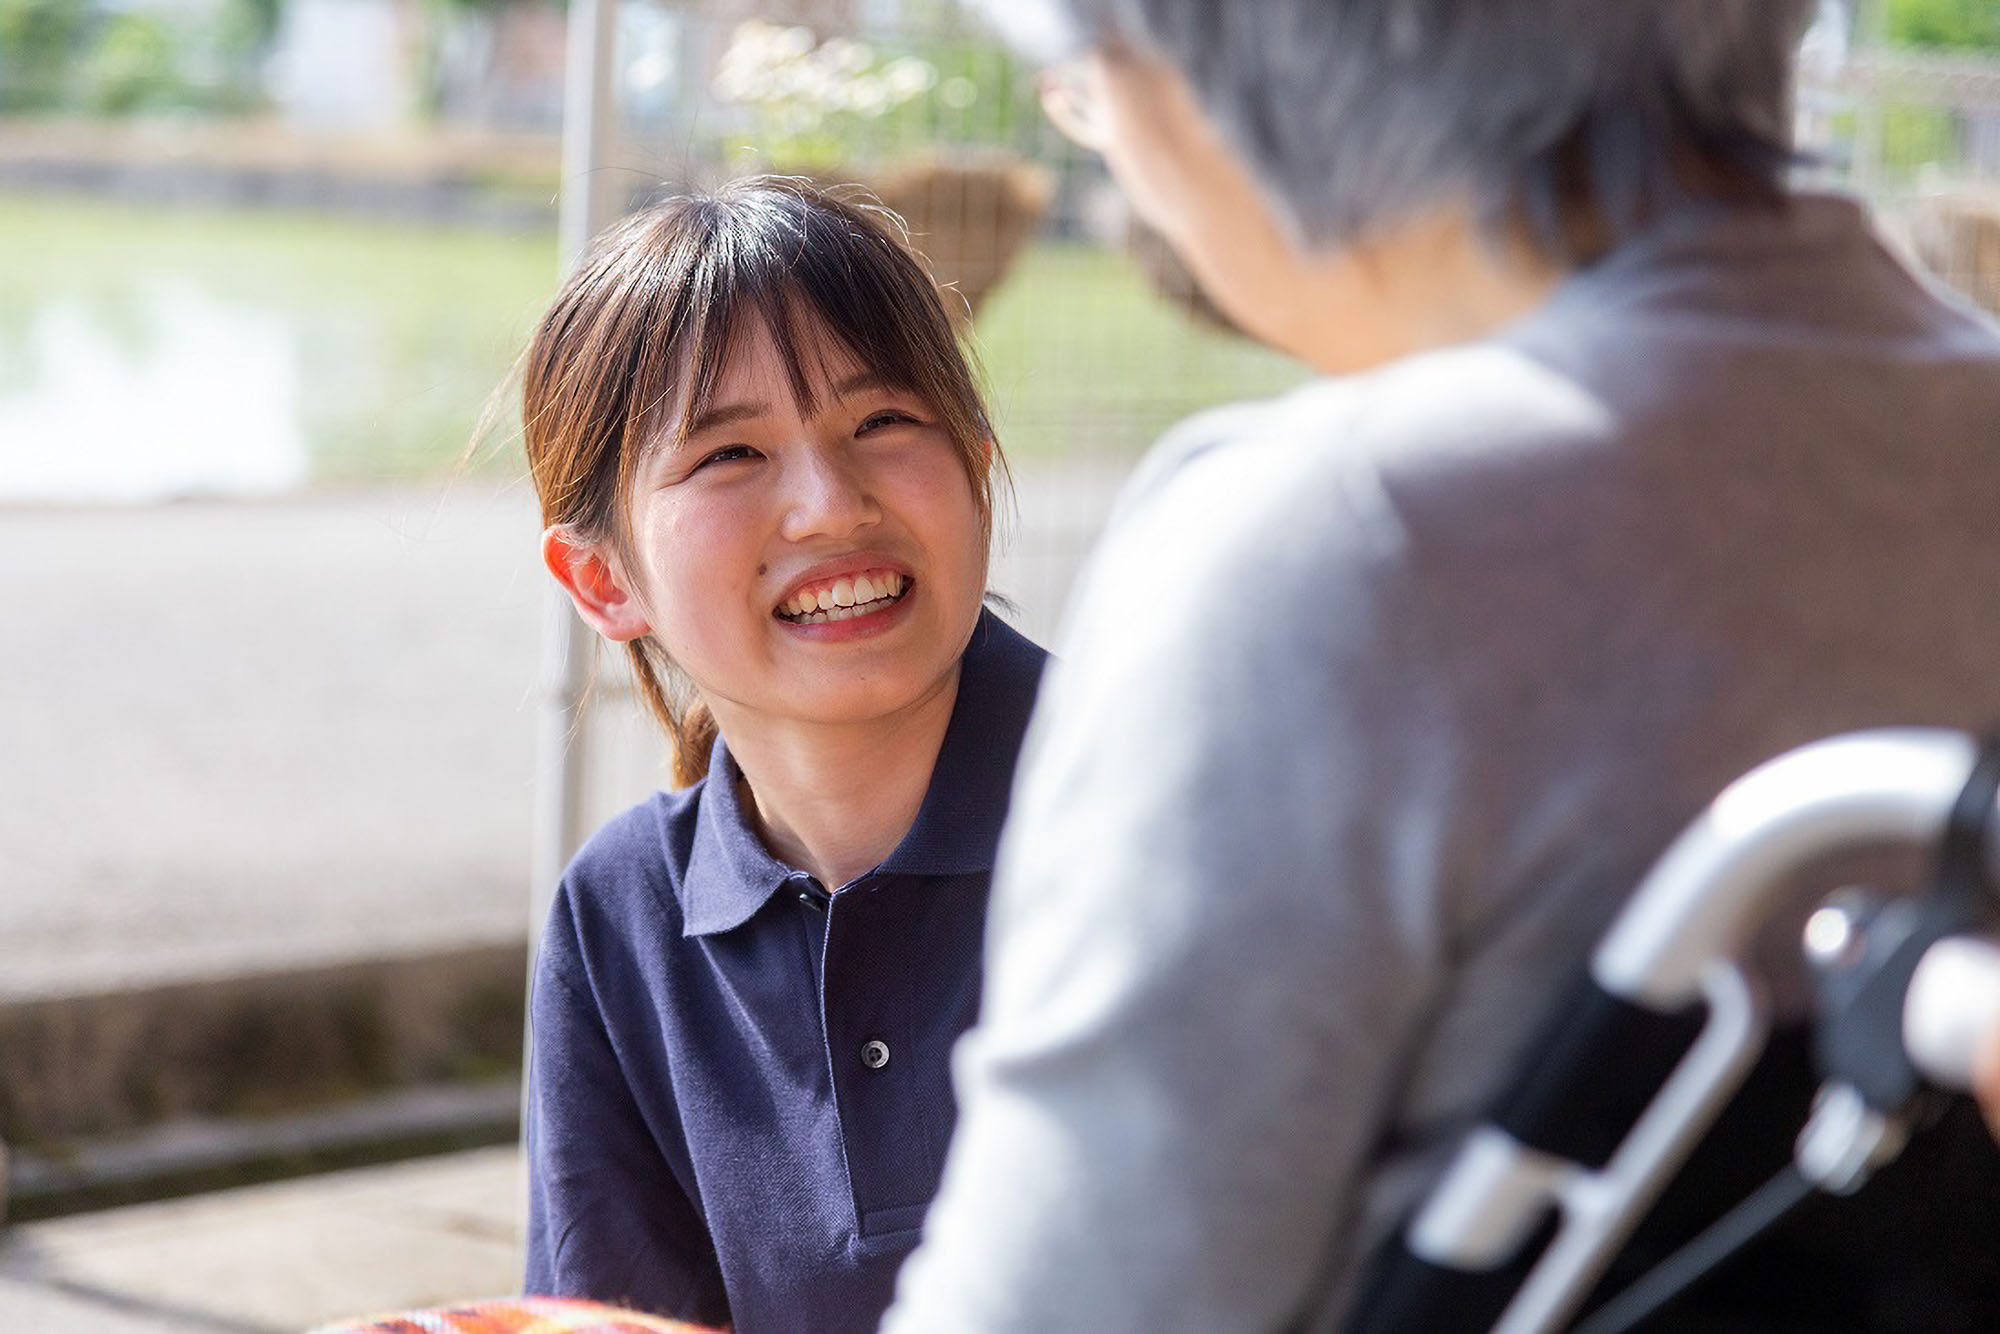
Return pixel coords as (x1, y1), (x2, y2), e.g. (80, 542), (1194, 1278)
(4, 1081), (521, 1225)
(0, 944), (527, 1180)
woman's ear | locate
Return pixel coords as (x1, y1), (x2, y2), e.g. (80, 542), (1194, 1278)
(543, 526), (650, 642)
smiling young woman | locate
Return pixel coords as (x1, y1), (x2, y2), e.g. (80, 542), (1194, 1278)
(513, 178), (1047, 1333)
(523, 180), (1002, 790)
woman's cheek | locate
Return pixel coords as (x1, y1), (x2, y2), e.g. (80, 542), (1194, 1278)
(643, 493), (757, 639)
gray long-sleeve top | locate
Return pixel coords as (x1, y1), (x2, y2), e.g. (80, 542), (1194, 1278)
(885, 194), (2000, 1331)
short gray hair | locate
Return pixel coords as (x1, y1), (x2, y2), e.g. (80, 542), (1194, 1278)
(1005, 0), (1814, 256)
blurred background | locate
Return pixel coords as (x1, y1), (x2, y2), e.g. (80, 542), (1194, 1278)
(0, 0), (1996, 1328)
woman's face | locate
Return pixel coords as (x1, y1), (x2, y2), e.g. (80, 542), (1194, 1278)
(616, 312), (989, 738)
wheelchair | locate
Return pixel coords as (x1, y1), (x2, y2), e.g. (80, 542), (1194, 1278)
(1354, 728), (2000, 1332)
(329, 729), (2000, 1334)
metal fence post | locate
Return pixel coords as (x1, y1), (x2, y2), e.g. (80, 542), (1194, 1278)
(524, 0), (624, 1146)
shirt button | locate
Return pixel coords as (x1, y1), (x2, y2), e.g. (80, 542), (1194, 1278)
(860, 1039), (891, 1070)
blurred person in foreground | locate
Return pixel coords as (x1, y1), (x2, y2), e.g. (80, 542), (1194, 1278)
(885, 1), (2000, 1329)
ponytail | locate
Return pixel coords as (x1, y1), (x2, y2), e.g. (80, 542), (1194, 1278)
(624, 639), (718, 788)
(675, 705), (720, 789)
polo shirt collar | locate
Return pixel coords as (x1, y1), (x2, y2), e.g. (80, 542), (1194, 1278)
(679, 732), (799, 937)
(679, 608), (1044, 937)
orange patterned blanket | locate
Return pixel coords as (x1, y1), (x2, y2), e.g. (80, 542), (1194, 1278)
(313, 1295), (716, 1334)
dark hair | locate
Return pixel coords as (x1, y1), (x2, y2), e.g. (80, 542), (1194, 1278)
(520, 177), (1004, 786)
(1023, 0), (1814, 259)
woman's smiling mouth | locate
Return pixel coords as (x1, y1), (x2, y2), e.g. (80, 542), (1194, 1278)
(775, 569), (911, 625)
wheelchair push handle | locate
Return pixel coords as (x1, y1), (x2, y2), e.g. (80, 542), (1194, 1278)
(1902, 934), (2000, 1089)
(1353, 729), (2000, 1334)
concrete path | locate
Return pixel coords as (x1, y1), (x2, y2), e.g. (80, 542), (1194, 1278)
(1, 484), (548, 1002)
(1, 462), (1128, 1004)
(0, 1146), (524, 1332)
(0, 459), (1128, 1332)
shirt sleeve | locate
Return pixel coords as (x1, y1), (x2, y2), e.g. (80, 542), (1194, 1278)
(525, 891), (732, 1325)
(886, 427), (1455, 1331)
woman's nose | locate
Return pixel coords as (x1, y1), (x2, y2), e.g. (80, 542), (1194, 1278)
(779, 448), (880, 542)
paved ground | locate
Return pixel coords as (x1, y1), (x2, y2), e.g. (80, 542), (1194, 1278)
(0, 462), (1128, 1324)
(0, 463), (1127, 1003)
(1, 483), (547, 1000)
(0, 1146), (524, 1332)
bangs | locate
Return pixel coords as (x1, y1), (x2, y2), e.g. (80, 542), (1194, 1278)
(626, 183), (989, 469)
(517, 175), (1010, 778)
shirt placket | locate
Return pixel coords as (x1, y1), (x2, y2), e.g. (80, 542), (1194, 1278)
(816, 875), (938, 1238)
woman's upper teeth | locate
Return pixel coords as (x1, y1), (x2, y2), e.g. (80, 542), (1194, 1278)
(780, 570), (905, 618)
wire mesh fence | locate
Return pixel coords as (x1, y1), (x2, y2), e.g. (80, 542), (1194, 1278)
(557, 0), (1310, 813)
(557, 0), (2000, 816)
(565, 1), (2000, 513)
(572, 0), (1308, 464)
(1801, 42), (2000, 313)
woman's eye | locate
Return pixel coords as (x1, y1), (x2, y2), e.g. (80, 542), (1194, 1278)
(858, 409), (919, 434)
(697, 445), (759, 469)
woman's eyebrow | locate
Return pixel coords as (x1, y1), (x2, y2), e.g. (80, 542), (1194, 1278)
(685, 399), (768, 436)
(833, 371), (891, 398)
(681, 374), (890, 442)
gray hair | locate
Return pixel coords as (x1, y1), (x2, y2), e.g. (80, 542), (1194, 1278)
(997, 0), (1815, 257)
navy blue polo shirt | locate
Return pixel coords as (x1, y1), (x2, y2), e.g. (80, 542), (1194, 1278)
(524, 610), (1046, 1333)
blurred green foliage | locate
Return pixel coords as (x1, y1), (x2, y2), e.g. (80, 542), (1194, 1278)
(1878, 104), (1960, 172)
(0, 0), (92, 110)
(0, 196), (1307, 485)
(0, 196), (558, 479)
(1884, 0), (2000, 51)
(0, 0), (275, 114)
(975, 244), (1306, 461)
(1866, 0), (2000, 182)
(80, 11), (178, 114)
(712, 20), (1040, 173)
